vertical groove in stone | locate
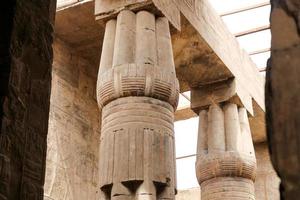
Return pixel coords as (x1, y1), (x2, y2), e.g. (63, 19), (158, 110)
(196, 103), (257, 200)
(144, 128), (153, 180)
(111, 182), (132, 200)
(224, 103), (241, 152)
(99, 19), (117, 76)
(136, 11), (157, 66)
(135, 181), (156, 200)
(208, 104), (225, 152)
(197, 110), (208, 156)
(239, 107), (255, 156)
(113, 10), (136, 67)
(97, 9), (179, 199)
(156, 17), (176, 74)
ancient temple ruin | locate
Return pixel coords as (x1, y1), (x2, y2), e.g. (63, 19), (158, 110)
(43, 0), (276, 199)
(1, 0), (300, 199)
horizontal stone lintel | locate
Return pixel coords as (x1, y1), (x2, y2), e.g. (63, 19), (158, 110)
(190, 78), (266, 143)
(55, 0), (266, 142)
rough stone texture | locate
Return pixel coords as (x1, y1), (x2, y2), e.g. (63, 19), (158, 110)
(55, 0), (104, 68)
(175, 143), (279, 200)
(43, 39), (100, 200)
(254, 143), (280, 200)
(196, 103), (257, 200)
(176, 188), (200, 200)
(99, 97), (176, 199)
(266, 0), (300, 199)
(96, 10), (179, 199)
(56, 1), (266, 143)
(0, 0), (56, 199)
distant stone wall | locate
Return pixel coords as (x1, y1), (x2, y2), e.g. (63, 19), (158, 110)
(254, 143), (280, 200)
(44, 39), (100, 200)
(176, 143), (280, 200)
(176, 188), (200, 200)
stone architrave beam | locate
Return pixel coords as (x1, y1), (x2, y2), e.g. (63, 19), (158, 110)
(173, 0), (265, 115)
(93, 0), (266, 141)
(191, 78), (265, 142)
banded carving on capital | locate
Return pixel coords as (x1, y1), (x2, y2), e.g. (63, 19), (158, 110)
(196, 152), (256, 183)
(97, 64), (179, 109)
(97, 9), (179, 199)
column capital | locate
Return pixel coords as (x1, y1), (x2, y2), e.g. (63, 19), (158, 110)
(196, 103), (257, 200)
(191, 78), (253, 115)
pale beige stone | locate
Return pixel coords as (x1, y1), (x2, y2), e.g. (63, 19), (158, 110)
(113, 10), (136, 67)
(99, 97), (176, 192)
(96, 10), (179, 109)
(136, 11), (157, 66)
(239, 107), (255, 156)
(224, 103), (241, 152)
(197, 110), (208, 155)
(97, 10), (179, 199)
(136, 181), (157, 200)
(201, 177), (255, 200)
(45, 40), (100, 200)
(111, 183), (132, 200)
(207, 104), (225, 153)
(58, 0), (267, 142)
(177, 144), (279, 200)
(156, 17), (176, 75)
(196, 103), (257, 200)
(99, 19), (116, 76)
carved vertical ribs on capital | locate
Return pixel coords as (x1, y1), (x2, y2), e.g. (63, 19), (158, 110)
(97, 9), (179, 199)
(97, 10), (179, 109)
(196, 103), (257, 200)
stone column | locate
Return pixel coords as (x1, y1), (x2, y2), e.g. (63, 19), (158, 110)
(196, 103), (257, 200)
(96, 10), (179, 200)
(266, 0), (300, 198)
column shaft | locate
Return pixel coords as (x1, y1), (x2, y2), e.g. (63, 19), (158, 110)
(97, 10), (179, 200)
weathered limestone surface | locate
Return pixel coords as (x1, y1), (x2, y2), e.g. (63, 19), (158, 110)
(176, 188), (201, 200)
(44, 39), (100, 200)
(56, 0), (266, 142)
(196, 103), (257, 200)
(0, 0), (56, 199)
(96, 10), (179, 199)
(266, 0), (300, 199)
(175, 143), (279, 200)
(97, 11), (179, 109)
(254, 143), (280, 200)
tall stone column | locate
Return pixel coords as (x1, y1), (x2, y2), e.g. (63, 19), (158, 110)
(195, 103), (257, 200)
(96, 10), (179, 200)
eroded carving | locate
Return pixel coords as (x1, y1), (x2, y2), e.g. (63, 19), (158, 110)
(196, 103), (257, 200)
(97, 10), (179, 199)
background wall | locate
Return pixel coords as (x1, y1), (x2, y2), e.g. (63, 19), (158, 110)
(44, 39), (100, 200)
